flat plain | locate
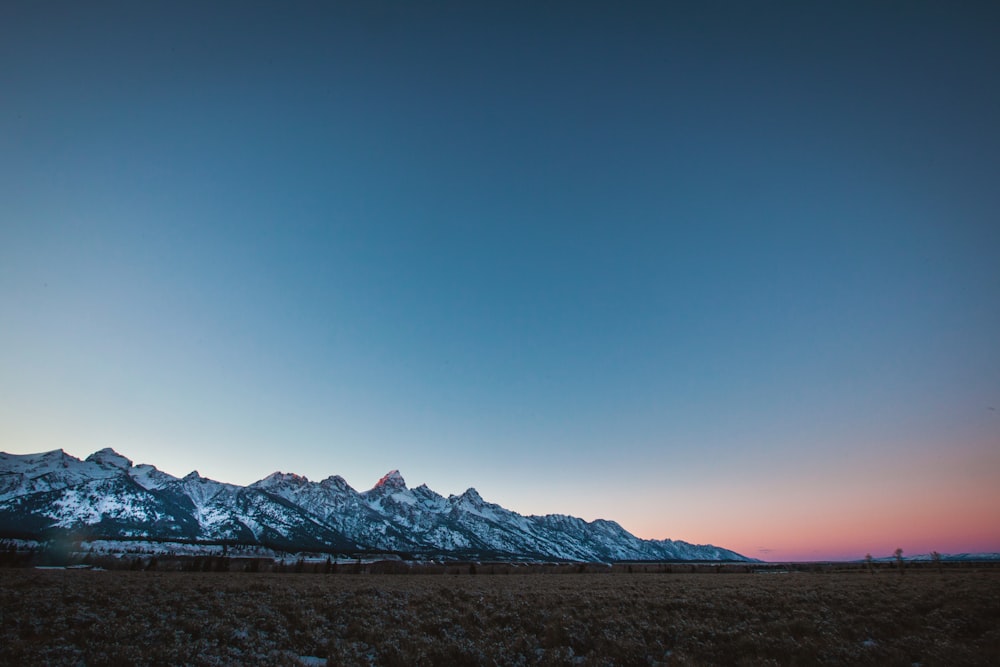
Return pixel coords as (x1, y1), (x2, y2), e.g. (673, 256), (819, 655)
(1, 567), (998, 665)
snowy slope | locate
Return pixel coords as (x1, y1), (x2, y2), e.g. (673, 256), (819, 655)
(251, 471), (414, 550)
(0, 449), (128, 501)
(0, 448), (752, 561)
(0, 474), (199, 539)
(157, 472), (358, 551)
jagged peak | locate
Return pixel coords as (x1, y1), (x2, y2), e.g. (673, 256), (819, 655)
(458, 487), (484, 503)
(373, 469), (407, 490)
(256, 471), (310, 486)
(413, 483), (445, 501)
(86, 448), (133, 470)
(533, 513), (586, 527)
(0, 447), (756, 562)
(320, 475), (355, 492)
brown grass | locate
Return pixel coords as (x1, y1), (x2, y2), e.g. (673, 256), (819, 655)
(1, 568), (998, 665)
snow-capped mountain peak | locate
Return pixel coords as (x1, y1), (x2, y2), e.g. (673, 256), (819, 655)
(85, 448), (133, 470)
(256, 471), (310, 487)
(0, 449), (124, 501)
(0, 449), (74, 475)
(457, 487), (484, 505)
(319, 475), (355, 493)
(372, 469), (407, 491)
(0, 449), (754, 562)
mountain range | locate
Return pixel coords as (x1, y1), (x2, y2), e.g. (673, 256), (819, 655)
(0, 448), (752, 562)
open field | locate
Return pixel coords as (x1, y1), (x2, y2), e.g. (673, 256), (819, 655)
(1, 568), (998, 665)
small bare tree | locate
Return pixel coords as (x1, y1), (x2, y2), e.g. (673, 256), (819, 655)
(930, 550), (943, 574)
(864, 552), (875, 575)
(894, 547), (904, 575)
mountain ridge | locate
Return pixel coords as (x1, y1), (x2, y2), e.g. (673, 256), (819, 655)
(0, 448), (754, 562)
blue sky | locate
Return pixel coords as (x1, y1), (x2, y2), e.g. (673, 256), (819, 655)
(2, 1), (998, 561)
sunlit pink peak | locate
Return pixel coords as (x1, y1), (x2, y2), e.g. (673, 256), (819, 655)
(374, 469), (406, 490)
(85, 448), (132, 470)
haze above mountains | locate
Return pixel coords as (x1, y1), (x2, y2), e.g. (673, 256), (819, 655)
(0, 448), (750, 562)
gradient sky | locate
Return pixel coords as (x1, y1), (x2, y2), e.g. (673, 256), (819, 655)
(2, 1), (998, 562)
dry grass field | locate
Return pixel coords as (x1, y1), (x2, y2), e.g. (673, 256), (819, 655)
(1, 567), (998, 665)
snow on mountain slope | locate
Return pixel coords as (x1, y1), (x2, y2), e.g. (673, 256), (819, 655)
(162, 471), (358, 551)
(85, 448), (133, 470)
(0, 474), (200, 539)
(0, 449), (126, 501)
(129, 464), (178, 490)
(251, 472), (415, 551)
(0, 448), (753, 561)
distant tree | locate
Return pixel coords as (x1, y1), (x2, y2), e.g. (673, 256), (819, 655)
(894, 548), (904, 575)
(931, 550), (943, 574)
(864, 553), (875, 575)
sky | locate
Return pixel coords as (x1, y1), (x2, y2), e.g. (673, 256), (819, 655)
(1, 1), (998, 562)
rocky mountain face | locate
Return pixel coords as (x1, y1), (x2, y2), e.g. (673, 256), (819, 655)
(0, 448), (752, 562)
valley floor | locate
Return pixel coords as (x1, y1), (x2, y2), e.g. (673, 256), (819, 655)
(1, 568), (998, 665)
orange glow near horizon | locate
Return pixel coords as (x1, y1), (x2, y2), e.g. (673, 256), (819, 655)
(629, 505), (1000, 563)
(623, 438), (1000, 562)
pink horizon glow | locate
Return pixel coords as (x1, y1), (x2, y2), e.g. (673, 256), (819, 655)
(618, 437), (1000, 563)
